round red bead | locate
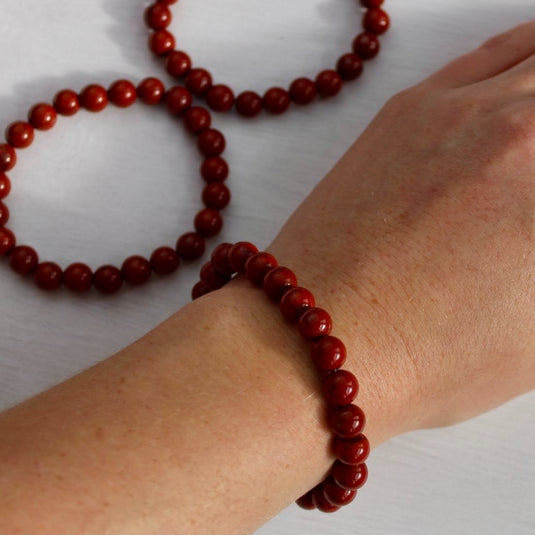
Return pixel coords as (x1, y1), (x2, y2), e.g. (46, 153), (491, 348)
(0, 144), (16, 172)
(210, 242), (233, 276)
(298, 307), (332, 340)
(327, 404), (366, 439)
(332, 461), (368, 490)
(108, 80), (137, 108)
(323, 370), (359, 406)
(197, 129), (226, 156)
(296, 490), (316, 510)
(353, 32), (381, 60)
(311, 336), (347, 372)
(202, 182), (231, 210)
(323, 477), (357, 506)
(183, 107), (212, 134)
(228, 242), (259, 274)
(312, 485), (340, 513)
(137, 77), (165, 105)
(0, 201), (9, 226)
(289, 78), (317, 105)
(363, 7), (390, 35)
(53, 89), (80, 116)
(333, 434), (370, 465)
(121, 255), (152, 286)
(263, 87), (290, 115)
(192, 280), (212, 300)
(194, 209), (223, 238)
(166, 50), (192, 78)
(185, 68), (213, 96)
(201, 157), (228, 182)
(0, 227), (15, 255)
(150, 246), (180, 275)
(6, 121), (34, 149)
(337, 53), (364, 81)
(9, 245), (38, 275)
(262, 266), (297, 302)
(165, 86), (192, 115)
(159, 0), (178, 4)
(28, 103), (57, 130)
(361, 0), (384, 6)
(0, 174), (10, 199)
(93, 265), (123, 294)
(177, 232), (206, 261)
(245, 252), (278, 286)
(235, 91), (263, 118)
(79, 85), (108, 112)
(206, 85), (235, 112)
(145, 2), (172, 30)
(64, 263), (93, 292)
(200, 261), (230, 289)
(34, 262), (63, 291)
(280, 287), (316, 323)
(149, 29), (175, 56)
(315, 70), (343, 98)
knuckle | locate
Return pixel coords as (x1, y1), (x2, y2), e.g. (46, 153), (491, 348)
(494, 105), (535, 145)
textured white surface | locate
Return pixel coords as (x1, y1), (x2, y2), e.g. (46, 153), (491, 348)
(0, 1), (534, 533)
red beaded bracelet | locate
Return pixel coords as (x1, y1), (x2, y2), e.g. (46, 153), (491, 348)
(192, 241), (369, 513)
(0, 78), (231, 293)
(145, 0), (390, 117)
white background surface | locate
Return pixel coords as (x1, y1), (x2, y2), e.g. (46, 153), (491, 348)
(0, 1), (534, 533)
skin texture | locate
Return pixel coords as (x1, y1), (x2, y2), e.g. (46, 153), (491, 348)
(1, 19), (535, 535)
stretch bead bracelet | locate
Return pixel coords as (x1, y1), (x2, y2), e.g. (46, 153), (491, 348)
(0, 78), (231, 294)
(192, 241), (369, 513)
(145, 0), (390, 117)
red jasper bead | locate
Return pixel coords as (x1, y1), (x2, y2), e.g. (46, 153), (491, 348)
(202, 182), (231, 210)
(34, 262), (63, 291)
(298, 307), (332, 340)
(159, 0), (178, 4)
(150, 246), (180, 275)
(9, 245), (38, 275)
(333, 434), (370, 465)
(192, 280), (212, 300)
(200, 261), (230, 289)
(323, 477), (357, 506)
(361, 0), (384, 6)
(311, 336), (347, 371)
(228, 242), (259, 274)
(296, 490), (316, 510)
(79, 84), (108, 112)
(245, 252), (278, 287)
(6, 121), (34, 149)
(363, 7), (390, 35)
(198, 129), (226, 157)
(0, 201), (9, 225)
(315, 70), (343, 98)
(263, 87), (291, 115)
(137, 77), (165, 105)
(210, 242), (234, 275)
(327, 404), (366, 439)
(332, 461), (368, 490)
(235, 91), (263, 118)
(28, 103), (57, 131)
(0, 227), (15, 255)
(289, 78), (317, 105)
(176, 232), (205, 261)
(337, 53), (364, 81)
(206, 85), (235, 112)
(262, 266), (297, 302)
(312, 485), (340, 513)
(323, 369), (359, 406)
(108, 80), (137, 108)
(149, 29), (176, 56)
(166, 50), (192, 78)
(0, 174), (10, 199)
(121, 255), (152, 286)
(64, 263), (93, 292)
(184, 107), (212, 134)
(53, 89), (80, 116)
(0, 144), (16, 172)
(201, 156), (228, 182)
(194, 209), (223, 238)
(353, 32), (380, 60)
(93, 265), (123, 294)
(145, 2), (172, 30)
(280, 287), (316, 322)
(165, 86), (192, 115)
(185, 68), (213, 96)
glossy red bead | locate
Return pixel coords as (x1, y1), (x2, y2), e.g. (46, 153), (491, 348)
(280, 287), (316, 322)
(311, 335), (347, 371)
(353, 32), (381, 60)
(263, 87), (290, 115)
(210, 242), (234, 275)
(0, 201), (9, 225)
(312, 485), (340, 513)
(185, 68), (213, 96)
(206, 85), (235, 112)
(245, 252), (278, 286)
(323, 477), (357, 506)
(108, 80), (137, 108)
(0, 227), (15, 255)
(145, 2), (172, 30)
(315, 70), (343, 98)
(34, 262), (63, 291)
(298, 307), (332, 340)
(137, 77), (165, 105)
(64, 263), (93, 292)
(327, 404), (366, 439)
(201, 157), (228, 182)
(93, 265), (123, 294)
(150, 246), (180, 275)
(6, 121), (34, 149)
(191, 280), (212, 300)
(197, 129), (226, 156)
(176, 232), (206, 261)
(296, 490), (316, 510)
(28, 103), (57, 130)
(149, 29), (176, 56)
(333, 434), (370, 465)
(228, 242), (259, 274)
(79, 85), (108, 112)
(194, 208), (223, 238)
(361, 0), (384, 6)
(332, 461), (368, 490)
(202, 182), (231, 210)
(0, 174), (10, 199)
(235, 91), (263, 118)
(0, 144), (16, 172)
(53, 89), (80, 116)
(200, 261), (230, 289)
(159, 0), (178, 3)
(363, 7), (390, 35)
(289, 78), (317, 105)
(262, 266), (297, 302)
(9, 245), (38, 275)
(164, 86), (192, 115)
(121, 255), (152, 286)
(183, 107), (212, 134)
(337, 53), (364, 81)
(323, 369), (359, 406)
(166, 50), (192, 78)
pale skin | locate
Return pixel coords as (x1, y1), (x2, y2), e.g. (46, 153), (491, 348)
(1, 20), (535, 535)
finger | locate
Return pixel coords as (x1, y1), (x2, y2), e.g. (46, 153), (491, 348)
(425, 20), (535, 89)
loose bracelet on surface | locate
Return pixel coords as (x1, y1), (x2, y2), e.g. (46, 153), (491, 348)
(145, 0), (390, 117)
(0, 78), (231, 293)
(192, 241), (369, 513)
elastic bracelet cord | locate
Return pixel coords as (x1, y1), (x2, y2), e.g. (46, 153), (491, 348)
(191, 241), (369, 513)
